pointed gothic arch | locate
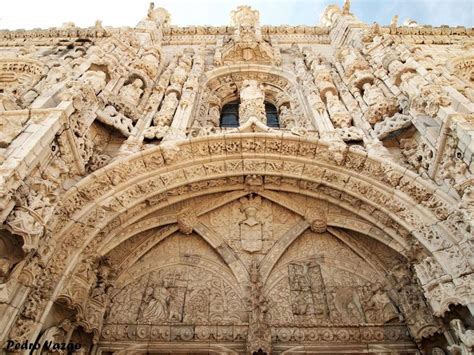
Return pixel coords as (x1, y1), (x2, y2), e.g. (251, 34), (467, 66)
(6, 133), (471, 353)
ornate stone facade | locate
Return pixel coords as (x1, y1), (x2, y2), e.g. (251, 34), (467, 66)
(0, 2), (473, 354)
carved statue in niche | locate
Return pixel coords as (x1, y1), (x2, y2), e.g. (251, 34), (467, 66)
(119, 78), (144, 106)
(239, 79), (266, 125)
(6, 158), (66, 249)
(81, 70), (106, 95)
(195, 91), (223, 129)
(247, 260), (271, 354)
(152, 91), (179, 127)
(302, 47), (334, 90)
(41, 157), (69, 188)
(293, 47), (310, 80)
(302, 46), (317, 69)
(35, 319), (72, 354)
(170, 61), (188, 89)
(362, 82), (399, 125)
(388, 263), (442, 339)
(180, 48), (204, 112)
(239, 195), (263, 253)
(325, 91), (352, 128)
(279, 105), (297, 129)
(450, 319), (474, 351)
(206, 104), (220, 127)
(167, 285), (187, 322)
(337, 47), (370, 78)
(90, 258), (115, 305)
(288, 260), (328, 318)
(167, 51), (192, 93)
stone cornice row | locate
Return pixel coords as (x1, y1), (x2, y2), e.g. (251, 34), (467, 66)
(0, 23), (471, 45)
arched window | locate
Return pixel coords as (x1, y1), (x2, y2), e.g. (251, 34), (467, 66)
(219, 101), (280, 128)
(220, 102), (239, 128)
(265, 102), (279, 128)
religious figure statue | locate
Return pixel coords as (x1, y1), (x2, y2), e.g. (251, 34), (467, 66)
(146, 2), (171, 26)
(247, 260), (271, 354)
(206, 104), (220, 127)
(153, 91), (179, 127)
(239, 80), (266, 125)
(139, 284), (170, 323)
(81, 70), (107, 95)
(119, 78), (144, 106)
(325, 91), (352, 128)
(279, 105), (297, 129)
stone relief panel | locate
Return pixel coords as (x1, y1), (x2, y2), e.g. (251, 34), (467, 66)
(266, 230), (402, 327)
(102, 232), (247, 341)
(117, 231), (231, 284)
(201, 194), (302, 266)
(106, 264), (246, 327)
(287, 260), (329, 319)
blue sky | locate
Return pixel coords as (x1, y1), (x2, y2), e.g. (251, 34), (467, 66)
(0, 0), (472, 30)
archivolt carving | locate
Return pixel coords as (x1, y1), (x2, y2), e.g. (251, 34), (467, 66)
(0, 58), (45, 96)
(6, 135), (470, 345)
(448, 55), (474, 84)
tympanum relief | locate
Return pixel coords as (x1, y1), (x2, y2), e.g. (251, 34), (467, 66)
(266, 231), (400, 327)
(106, 265), (246, 326)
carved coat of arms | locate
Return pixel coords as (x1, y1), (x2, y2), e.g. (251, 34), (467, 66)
(239, 195), (263, 253)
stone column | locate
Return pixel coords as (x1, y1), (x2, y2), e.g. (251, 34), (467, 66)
(293, 47), (342, 145)
(164, 50), (205, 141)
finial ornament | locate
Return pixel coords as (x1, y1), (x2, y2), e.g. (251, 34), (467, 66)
(391, 15), (399, 27)
(342, 0), (351, 15)
(147, 2), (155, 19)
